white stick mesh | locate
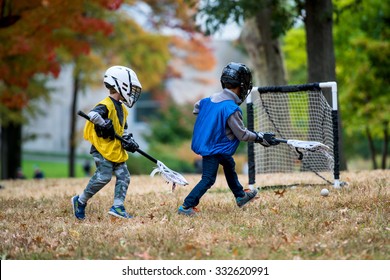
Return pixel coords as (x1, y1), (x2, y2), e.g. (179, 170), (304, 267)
(150, 160), (189, 191)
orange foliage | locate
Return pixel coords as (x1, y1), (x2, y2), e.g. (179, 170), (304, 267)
(0, 91), (29, 110)
(170, 35), (216, 71)
(0, 0), (122, 110)
(70, 15), (114, 36)
(144, 0), (216, 73)
(99, 0), (124, 10)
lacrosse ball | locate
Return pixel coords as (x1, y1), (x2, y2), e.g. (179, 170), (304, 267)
(320, 188), (329, 197)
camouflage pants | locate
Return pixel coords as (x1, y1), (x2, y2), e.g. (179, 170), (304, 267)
(79, 151), (130, 206)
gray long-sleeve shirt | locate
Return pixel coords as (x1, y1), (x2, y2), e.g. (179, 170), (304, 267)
(193, 89), (258, 142)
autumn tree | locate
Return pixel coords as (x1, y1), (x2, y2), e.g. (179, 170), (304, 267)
(0, 0), (216, 179)
(0, 0), (120, 179)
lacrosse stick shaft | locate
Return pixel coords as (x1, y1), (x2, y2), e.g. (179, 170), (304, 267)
(274, 138), (288, 144)
(77, 110), (158, 164)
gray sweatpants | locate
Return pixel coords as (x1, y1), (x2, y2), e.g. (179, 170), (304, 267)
(79, 151), (130, 207)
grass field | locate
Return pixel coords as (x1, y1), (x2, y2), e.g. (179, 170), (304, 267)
(0, 170), (388, 260)
(21, 159), (87, 179)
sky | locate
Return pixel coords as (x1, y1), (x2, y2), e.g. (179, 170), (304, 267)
(123, 2), (242, 41)
(203, 21), (242, 40)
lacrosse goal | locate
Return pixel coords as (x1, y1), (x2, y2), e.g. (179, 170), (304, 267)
(246, 82), (341, 188)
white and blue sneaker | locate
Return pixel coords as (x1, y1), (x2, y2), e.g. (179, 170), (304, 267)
(108, 205), (132, 219)
(177, 205), (199, 216)
(71, 195), (87, 220)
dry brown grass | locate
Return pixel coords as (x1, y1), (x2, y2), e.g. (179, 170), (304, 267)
(0, 170), (389, 260)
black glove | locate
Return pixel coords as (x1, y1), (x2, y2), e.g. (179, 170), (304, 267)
(122, 133), (139, 153)
(95, 119), (115, 140)
(255, 132), (279, 147)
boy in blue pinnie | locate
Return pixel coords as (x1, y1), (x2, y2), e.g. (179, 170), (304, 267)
(178, 62), (279, 216)
(72, 66), (141, 220)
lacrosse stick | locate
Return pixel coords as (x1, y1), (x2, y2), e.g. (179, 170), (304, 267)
(274, 138), (331, 160)
(78, 111), (188, 189)
(272, 137), (335, 185)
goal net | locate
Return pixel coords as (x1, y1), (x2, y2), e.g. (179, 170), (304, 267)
(246, 82), (341, 188)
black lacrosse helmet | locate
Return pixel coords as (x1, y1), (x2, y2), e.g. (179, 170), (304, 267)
(220, 62), (253, 103)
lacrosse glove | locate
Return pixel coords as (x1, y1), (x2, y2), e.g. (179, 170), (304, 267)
(122, 133), (139, 153)
(95, 119), (115, 140)
(255, 132), (279, 147)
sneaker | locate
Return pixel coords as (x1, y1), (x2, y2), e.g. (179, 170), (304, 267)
(236, 189), (258, 208)
(108, 205), (132, 219)
(178, 205), (199, 216)
(71, 195), (86, 220)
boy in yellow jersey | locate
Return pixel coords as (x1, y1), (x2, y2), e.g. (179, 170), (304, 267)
(72, 66), (142, 220)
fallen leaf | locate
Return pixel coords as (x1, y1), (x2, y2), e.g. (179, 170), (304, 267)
(134, 251), (153, 260)
(274, 189), (286, 198)
(232, 248), (239, 257)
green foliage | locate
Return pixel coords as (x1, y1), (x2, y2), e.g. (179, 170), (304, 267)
(144, 103), (194, 145)
(125, 101), (196, 174)
(342, 130), (384, 160)
(126, 154), (157, 175)
(0, 76), (52, 126)
(282, 27), (307, 84)
(334, 0), (389, 138)
(197, 0), (296, 38)
(103, 13), (172, 90)
(282, 0), (389, 163)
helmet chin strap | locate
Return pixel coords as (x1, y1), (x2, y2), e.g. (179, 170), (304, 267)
(237, 85), (247, 103)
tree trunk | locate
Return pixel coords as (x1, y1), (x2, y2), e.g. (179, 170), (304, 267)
(240, 12), (286, 86)
(366, 126), (377, 169)
(240, 8), (290, 173)
(382, 121), (389, 169)
(1, 122), (22, 179)
(304, 0), (347, 171)
(304, 0), (336, 85)
(69, 70), (80, 177)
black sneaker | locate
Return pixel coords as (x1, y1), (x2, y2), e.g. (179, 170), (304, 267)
(236, 189), (258, 208)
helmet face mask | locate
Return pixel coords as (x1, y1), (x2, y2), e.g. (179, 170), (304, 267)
(104, 66), (142, 108)
(220, 62), (253, 104)
(126, 84), (141, 108)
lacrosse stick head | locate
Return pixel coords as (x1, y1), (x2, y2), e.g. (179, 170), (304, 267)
(150, 160), (188, 191)
(286, 140), (331, 152)
(286, 139), (334, 171)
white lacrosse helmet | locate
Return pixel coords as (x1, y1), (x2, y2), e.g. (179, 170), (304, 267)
(103, 65), (142, 108)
